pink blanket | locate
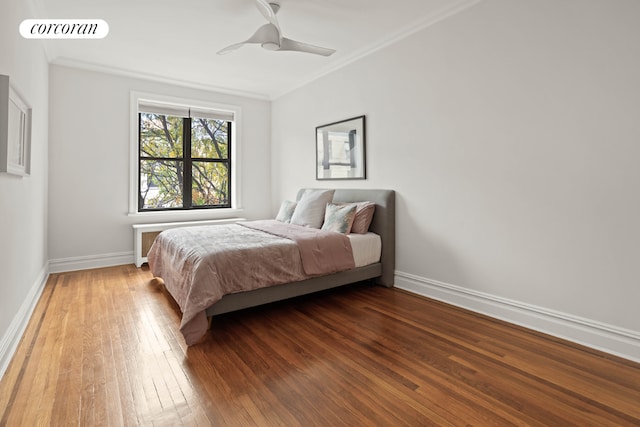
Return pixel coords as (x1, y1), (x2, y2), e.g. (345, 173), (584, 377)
(240, 220), (355, 275)
(148, 221), (354, 345)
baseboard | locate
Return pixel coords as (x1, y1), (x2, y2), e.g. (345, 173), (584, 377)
(48, 251), (134, 273)
(394, 271), (640, 363)
(0, 264), (49, 380)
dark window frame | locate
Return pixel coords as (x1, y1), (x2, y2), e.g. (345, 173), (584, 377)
(137, 113), (232, 212)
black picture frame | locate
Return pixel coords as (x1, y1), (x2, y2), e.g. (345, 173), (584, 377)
(316, 115), (366, 180)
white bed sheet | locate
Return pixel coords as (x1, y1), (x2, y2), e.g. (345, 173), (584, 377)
(348, 232), (382, 267)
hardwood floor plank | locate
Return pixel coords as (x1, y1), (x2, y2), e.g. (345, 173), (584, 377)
(51, 275), (83, 426)
(297, 297), (541, 426)
(277, 307), (471, 426)
(1, 265), (638, 426)
(350, 289), (638, 425)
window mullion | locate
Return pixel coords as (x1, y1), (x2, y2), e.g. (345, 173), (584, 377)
(183, 117), (193, 209)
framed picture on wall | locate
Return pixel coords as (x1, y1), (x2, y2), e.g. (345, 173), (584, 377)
(316, 115), (366, 180)
(0, 74), (32, 177)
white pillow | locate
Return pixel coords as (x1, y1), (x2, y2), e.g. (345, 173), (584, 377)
(290, 189), (335, 228)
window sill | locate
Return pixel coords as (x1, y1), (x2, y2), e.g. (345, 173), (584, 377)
(127, 208), (244, 222)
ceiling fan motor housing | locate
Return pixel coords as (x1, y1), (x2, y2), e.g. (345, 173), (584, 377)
(269, 2), (280, 14)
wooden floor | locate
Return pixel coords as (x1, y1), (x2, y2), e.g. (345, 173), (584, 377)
(0, 265), (638, 426)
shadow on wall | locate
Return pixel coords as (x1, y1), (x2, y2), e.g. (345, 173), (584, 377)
(394, 192), (470, 288)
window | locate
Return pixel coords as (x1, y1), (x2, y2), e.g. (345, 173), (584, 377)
(131, 95), (239, 214)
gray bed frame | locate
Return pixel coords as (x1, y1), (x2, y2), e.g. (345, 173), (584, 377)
(205, 188), (395, 317)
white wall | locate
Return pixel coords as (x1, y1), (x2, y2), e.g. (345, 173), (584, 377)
(272, 0), (640, 359)
(0, 0), (50, 376)
(48, 65), (271, 267)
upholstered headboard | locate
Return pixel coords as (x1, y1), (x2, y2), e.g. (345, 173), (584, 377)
(297, 188), (396, 287)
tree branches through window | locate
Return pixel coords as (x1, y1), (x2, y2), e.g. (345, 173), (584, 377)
(138, 111), (231, 211)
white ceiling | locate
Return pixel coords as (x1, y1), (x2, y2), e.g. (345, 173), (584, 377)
(32, 0), (480, 99)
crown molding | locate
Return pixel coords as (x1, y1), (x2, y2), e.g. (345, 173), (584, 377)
(272, 0), (483, 100)
(26, 0), (268, 99)
(50, 57), (272, 101)
(29, 0), (481, 101)
(23, 0), (56, 62)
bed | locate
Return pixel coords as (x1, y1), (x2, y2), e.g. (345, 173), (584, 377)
(148, 188), (395, 345)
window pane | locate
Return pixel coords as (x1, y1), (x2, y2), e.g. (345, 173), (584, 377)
(191, 118), (228, 159)
(192, 162), (229, 206)
(139, 159), (183, 209)
(140, 113), (183, 158)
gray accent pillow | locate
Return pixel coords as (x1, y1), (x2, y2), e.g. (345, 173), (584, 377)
(321, 203), (357, 233)
(290, 189), (335, 228)
(275, 200), (297, 223)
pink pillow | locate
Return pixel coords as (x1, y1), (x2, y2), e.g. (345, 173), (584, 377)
(342, 201), (375, 234)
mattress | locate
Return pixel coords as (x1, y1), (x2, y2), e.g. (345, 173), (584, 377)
(348, 232), (382, 268)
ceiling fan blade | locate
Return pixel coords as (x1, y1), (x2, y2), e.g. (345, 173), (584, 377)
(217, 23), (280, 55)
(220, 2), (335, 57)
(254, 0), (281, 33)
(278, 37), (335, 56)
(217, 42), (246, 55)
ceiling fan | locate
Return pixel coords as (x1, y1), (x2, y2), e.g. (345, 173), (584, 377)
(217, 0), (336, 56)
